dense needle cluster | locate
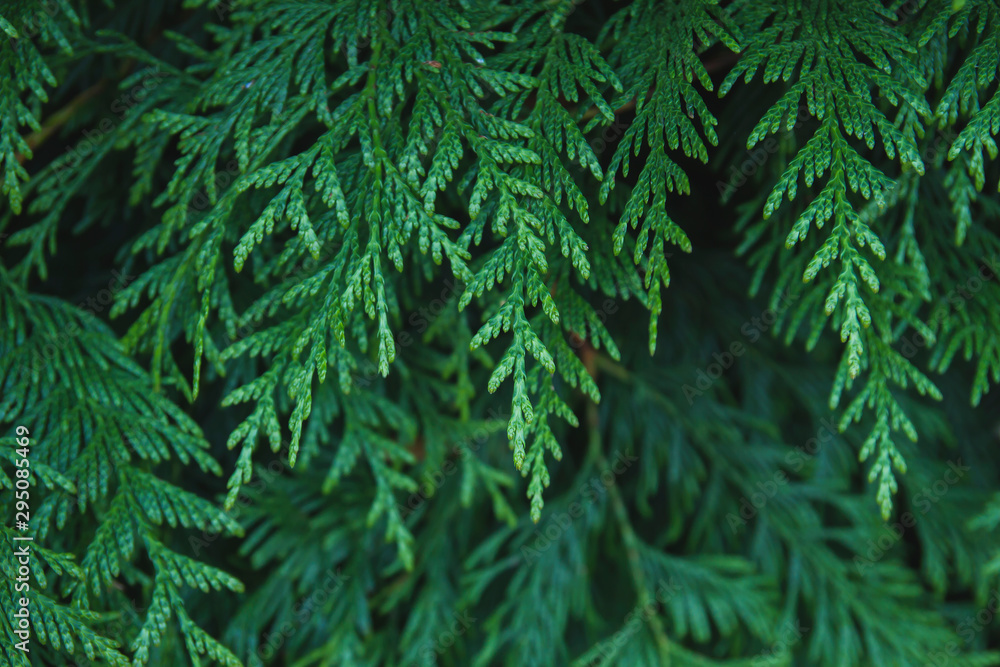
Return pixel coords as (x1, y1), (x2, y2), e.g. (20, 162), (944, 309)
(2, 0), (1000, 665)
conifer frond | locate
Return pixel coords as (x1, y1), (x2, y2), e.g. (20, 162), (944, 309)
(932, 0), (1000, 192)
(0, 1), (79, 216)
(722, 1), (940, 518)
(6, 3), (1000, 665)
(0, 268), (241, 665)
(601, 0), (740, 354)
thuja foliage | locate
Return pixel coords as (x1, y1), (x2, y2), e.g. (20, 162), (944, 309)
(3, 0), (1000, 664)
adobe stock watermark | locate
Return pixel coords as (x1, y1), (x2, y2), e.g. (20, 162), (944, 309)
(892, 0), (933, 26)
(853, 459), (970, 575)
(55, 68), (169, 184)
(225, 240), (344, 346)
(209, 0), (396, 52)
(181, 106), (289, 219)
(750, 619), (809, 666)
(352, 275), (630, 391)
(5, 0), (62, 43)
(716, 106), (814, 198)
(919, 126), (960, 165)
(566, 289), (624, 352)
(585, 578), (683, 665)
(406, 278), (465, 335)
(396, 406), (509, 519)
(683, 287), (801, 405)
(246, 566), (351, 667)
(408, 610), (477, 667)
(189, 446), (294, 557)
(17, 268), (136, 379)
(187, 158), (242, 217)
(716, 102), (957, 200)
(568, 115), (630, 177)
(897, 255), (1000, 360)
(209, 0), (239, 21)
(348, 276), (472, 391)
(67, 429), (244, 548)
(925, 589), (1000, 666)
(726, 416), (839, 533)
(520, 450), (638, 563)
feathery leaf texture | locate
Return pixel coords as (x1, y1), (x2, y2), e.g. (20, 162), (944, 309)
(3, 1), (1000, 665)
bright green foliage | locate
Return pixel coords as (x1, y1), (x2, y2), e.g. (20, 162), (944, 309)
(0, 269), (243, 665)
(934, 0), (1000, 195)
(721, 0), (943, 519)
(3, 0), (1000, 665)
(0, 0), (79, 217)
(599, 0), (739, 352)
